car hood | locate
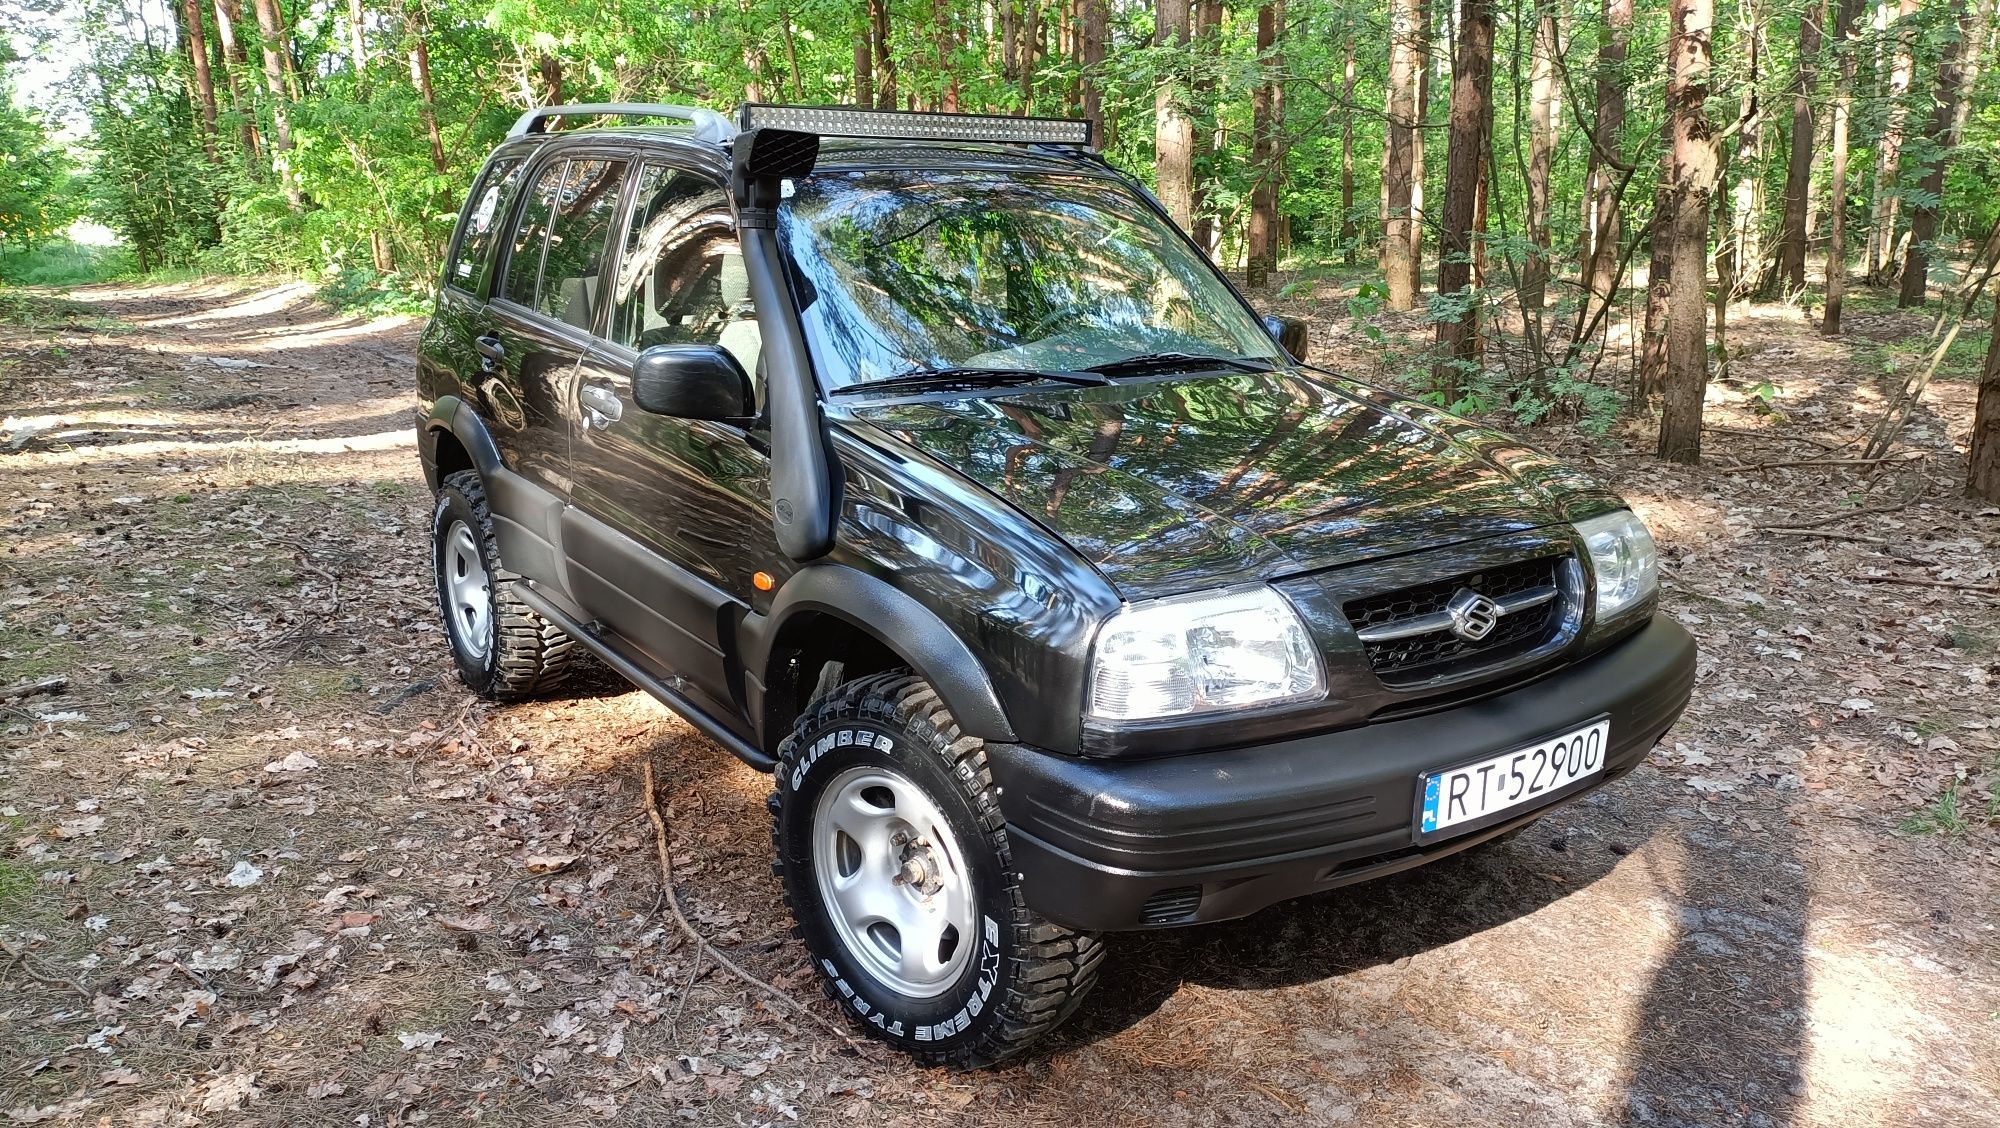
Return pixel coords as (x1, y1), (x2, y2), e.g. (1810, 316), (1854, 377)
(846, 368), (1622, 599)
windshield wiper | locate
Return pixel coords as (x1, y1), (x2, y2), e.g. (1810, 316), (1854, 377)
(831, 366), (1112, 396)
(1083, 352), (1276, 378)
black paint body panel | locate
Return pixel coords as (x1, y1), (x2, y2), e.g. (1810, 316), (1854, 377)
(987, 616), (1697, 930)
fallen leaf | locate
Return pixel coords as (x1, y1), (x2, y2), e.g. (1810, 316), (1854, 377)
(396, 1031), (444, 1051)
(264, 749), (319, 773)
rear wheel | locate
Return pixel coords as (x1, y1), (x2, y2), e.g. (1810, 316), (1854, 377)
(431, 470), (573, 700)
(771, 672), (1104, 1068)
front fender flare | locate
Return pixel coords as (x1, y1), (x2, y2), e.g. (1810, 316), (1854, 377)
(748, 565), (1017, 744)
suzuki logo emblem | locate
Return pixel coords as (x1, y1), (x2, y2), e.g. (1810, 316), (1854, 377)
(1445, 589), (1502, 641)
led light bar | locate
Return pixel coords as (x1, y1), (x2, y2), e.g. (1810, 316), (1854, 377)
(738, 103), (1093, 147)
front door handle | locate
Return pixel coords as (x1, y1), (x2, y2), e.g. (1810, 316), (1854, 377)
(579, 383), (624, 428)
(474, 335), (505, 373)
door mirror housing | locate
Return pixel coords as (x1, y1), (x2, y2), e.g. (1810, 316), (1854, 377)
(1262, 313), (1308, 363)
(631, 345), (752, 420)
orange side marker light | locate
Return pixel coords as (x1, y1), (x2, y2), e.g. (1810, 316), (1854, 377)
(753, 571), (775, 591)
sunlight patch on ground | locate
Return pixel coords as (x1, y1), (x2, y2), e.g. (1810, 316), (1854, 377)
(1798, 932), (1964, 1124)
(3, 429), (414, 467)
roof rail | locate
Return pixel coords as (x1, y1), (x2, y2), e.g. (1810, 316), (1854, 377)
(506, 103), (736, 144)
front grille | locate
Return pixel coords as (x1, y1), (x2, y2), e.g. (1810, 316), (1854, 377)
(1343, 554), (1570, 682)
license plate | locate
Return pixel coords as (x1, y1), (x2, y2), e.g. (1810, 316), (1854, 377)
(1419, 718), (1610, 839)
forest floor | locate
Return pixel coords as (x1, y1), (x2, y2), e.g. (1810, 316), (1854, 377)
(0, 278), (1995, 1128)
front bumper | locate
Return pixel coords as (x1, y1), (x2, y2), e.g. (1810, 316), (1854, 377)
(987, 615), (1697, 931)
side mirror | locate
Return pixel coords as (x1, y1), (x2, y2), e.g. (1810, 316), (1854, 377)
(631, 344), (751, 420)
(1262, 313), (1308, 363)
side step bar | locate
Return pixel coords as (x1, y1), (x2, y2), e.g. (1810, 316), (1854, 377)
(514, 584), (776, 773)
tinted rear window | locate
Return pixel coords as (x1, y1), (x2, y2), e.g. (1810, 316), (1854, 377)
(447, 157), (524, 294)
(503, 160), (568, 306)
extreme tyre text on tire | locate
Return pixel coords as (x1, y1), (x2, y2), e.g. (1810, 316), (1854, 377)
(770, 671), (1104, 1068)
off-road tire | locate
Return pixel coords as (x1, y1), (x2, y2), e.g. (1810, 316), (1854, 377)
(432, 469), (573, 699)
(770, 672), (1105, 1068)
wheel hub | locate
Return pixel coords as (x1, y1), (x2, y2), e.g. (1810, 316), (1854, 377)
(811, 764), (976, 999)
(441, 520), (492, 662)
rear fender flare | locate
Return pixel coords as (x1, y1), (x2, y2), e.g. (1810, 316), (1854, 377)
(424, 394), (505, 483)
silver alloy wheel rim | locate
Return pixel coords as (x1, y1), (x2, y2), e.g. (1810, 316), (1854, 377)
(812, 764), (977, 999)
(442, 520), (493, 662)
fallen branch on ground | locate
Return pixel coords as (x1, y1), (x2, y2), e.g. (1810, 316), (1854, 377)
(1756, 490), (1927, 531)
(640, 759), (857, 1046)
(1, 675), (69, 701)
(1766, 530), (1888, 544)
(1718, 453), (1927, 473)
(1702, 425), (1854, 452)
(0, 937), (93, 997)
(1853, 575), (2000, 596)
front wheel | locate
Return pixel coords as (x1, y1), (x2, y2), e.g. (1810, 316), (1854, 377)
(770, 673), (1104, 1068)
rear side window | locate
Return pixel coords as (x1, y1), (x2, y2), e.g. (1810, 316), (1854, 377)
(502, 159), (568, 307)
(447, 156), (524, 294)
(534, 159), (629, 330)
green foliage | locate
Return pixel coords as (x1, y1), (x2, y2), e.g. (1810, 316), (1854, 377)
(0, 79), (80, 249)
(0, 239), (132, 286)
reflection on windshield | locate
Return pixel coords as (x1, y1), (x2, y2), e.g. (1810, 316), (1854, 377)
(779, 170), (1281, 392)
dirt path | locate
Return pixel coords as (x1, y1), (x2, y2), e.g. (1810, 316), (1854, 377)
(2, 281), (1995, 1127)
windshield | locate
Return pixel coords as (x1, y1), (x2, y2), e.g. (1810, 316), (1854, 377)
(778, 169), (1283, 392)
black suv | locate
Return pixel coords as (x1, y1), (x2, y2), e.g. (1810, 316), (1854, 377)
(416, 103), (1697, 1068)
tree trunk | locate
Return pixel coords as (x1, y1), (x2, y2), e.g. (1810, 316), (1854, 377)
(1079, 0), (1106, 143)
(1724, 0), (1762, 300)
(1246, 1), (1280, 287)
(1523, 6), (1559, 316)
(1382, 0), (1424, 308)
(1823, 0), (1865, 332)
(1339, 36), (1358, 264)
(1432, 0), (1494, 398)
(1868, 0), (1918, 281)
(1973, 296), (2000, 499)
(1659, 0), (1717, 465)
(250, 0), (300, 209)
(1640, 167), (1672, 394)
(211, 0), (262, 170)
(1898, 0), (1975, 307)
(1155, 0), (1195, 230)
(1769, 0), (1822, 295)
(934, 0), (961, 111)
(1189, 0), (1222, 253)
(407, 0), (447, 175)
(872, 0), (897, 109)
(180, 0), (221, 162)
(854, 0), (874, 105)
(1582, 0), (1633, 306)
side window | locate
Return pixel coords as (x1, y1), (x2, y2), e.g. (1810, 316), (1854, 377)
(534, 158), (629, 330)
(502, 159), (567, 307)
(447, 156), (524, 293)
(610, 163), (759, 379)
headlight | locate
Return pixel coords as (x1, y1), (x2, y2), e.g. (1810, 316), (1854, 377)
(1575, 510), (1659, 621)
(1086, 587), (1324, 722)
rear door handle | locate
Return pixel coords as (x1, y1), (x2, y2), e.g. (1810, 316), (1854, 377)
(474, 335), (505, 373)
(579, 383), (623, 428)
